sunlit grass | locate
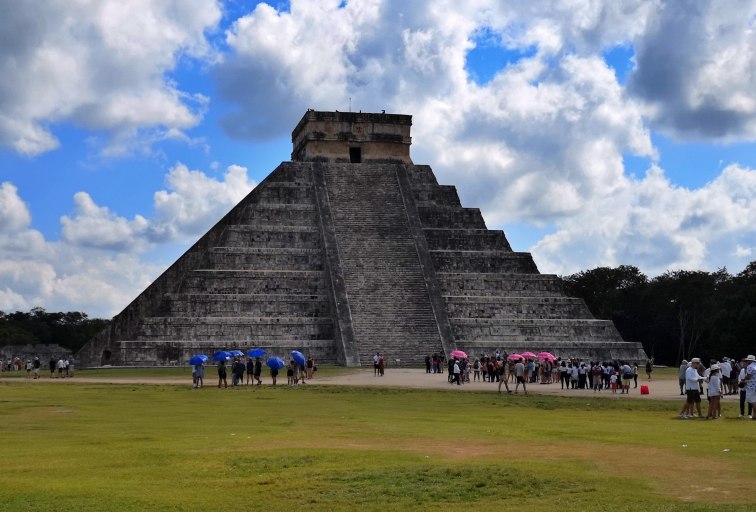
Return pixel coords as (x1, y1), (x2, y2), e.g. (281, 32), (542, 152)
(0, 376), (753, 511)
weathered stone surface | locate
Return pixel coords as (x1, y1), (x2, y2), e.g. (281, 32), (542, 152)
(76, 110), (646, 367)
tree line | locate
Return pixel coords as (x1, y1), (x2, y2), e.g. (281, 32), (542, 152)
(0, 307), (109, 353)
(561, 261), (756, 365)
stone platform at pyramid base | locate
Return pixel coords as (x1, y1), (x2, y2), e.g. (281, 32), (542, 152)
(455, 341), (648, 363)
(81, 338), (339, 367)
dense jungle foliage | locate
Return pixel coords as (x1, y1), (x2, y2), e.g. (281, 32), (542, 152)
(561, 261), (756, 365)
(0, 307), (109, 353)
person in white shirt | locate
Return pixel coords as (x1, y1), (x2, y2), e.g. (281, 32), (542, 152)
(706, 364), (721, 419)
(719, 358), (733, 395)
(514, 360), (527, 395)
(679, 358), (704, 419)
(738, 358), (753, 418)
(740, 355), (756, 420)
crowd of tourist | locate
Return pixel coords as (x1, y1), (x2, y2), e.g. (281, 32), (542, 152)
(679, 354), (756, 420)
(193, 354), (317, 389)
(1, 356), (74, 378)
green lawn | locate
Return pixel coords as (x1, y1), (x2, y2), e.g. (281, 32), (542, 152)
(0, 376), (753, 511)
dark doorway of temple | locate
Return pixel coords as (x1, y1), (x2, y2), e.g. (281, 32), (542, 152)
(349, 147), (361, 163)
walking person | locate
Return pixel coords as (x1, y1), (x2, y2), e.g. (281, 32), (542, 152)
(646, 358), (654, 380)
(678, 360), (688, 395)
(452, 359), (461, 385)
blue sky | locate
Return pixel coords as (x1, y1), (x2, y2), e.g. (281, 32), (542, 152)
(1, 0), (754, 318)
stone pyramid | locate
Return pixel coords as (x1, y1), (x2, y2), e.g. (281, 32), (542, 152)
(77, 111), (647, 367)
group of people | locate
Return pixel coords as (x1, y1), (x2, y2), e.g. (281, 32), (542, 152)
(195, 354), (317, 388)
(430, 351), (647, 397)
(679, 354), (756, 420)
(373, 353), (385, 376)
(1, 356), (73, 379)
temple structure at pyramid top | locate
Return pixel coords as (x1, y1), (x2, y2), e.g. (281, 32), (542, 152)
(77, 110), (647, 368)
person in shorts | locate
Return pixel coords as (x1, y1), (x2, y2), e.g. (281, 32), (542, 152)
(514, 360), (527, 395)
(679, 358), (704, 419)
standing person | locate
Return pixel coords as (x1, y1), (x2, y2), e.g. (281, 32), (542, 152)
(246, 358), (255, 385)
(678, 360), (688, 396)
(373, 353), (380, 376)
(741, 355), (756, 420)
(591, 363), (603, 392)
(620, 362), (633, 394)
(706, 364), (721, 419)
(738, 357), (753, 419)
(425, 355), (431, 374)
(287, 360), (295, 386)
(452, 359), (461, 385)
(195, 363), (204, 388)
(632, 362), (639, 388)
(217, 360), (228, 388)
(559, 361), (569, 389)
(306, 355), (315, 379)
(473, 358), (481, 382)
(49, 357), (56, 378)
(32, 357), (41, 379)
(679, 358), (704, 419)
(270, 362), (278, 386)
(378, 354), (385, 377)
(514, 359), (527, 395)
(57, 358), (65, 378)
(253, 358), (262, 386)
(25, 360), (32, 379)
(646, 358), (654, 380)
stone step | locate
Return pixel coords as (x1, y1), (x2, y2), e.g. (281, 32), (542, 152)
(112, 339), (340, 366)
(424, 228), (512, 252)
(444, 296), (593, 319)
(138, 316), (334, 340)
(181, 270), (327, 295)
(162, 293), (331, 317)
(438, 273), (565, 296)
(453, 340), (648, 362)
(238, 203), (318, 224)
(450, 318), (624, 342)
(255, 182), (316, 204)
(222, 225), (322, 249)
(417, 206), (487, 229)
(430, 250), (539, 273)
(203, 247), (324, 271)
(407, 165), (437, 185)
(412, 184), (461, 207)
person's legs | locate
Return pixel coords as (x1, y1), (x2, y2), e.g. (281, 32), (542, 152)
(740, 389), (747, 416)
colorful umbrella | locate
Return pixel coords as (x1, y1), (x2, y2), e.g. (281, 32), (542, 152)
(212, 351), (232, 362)
(188, 355), (208, 366)
(266, 356), (285, 370)
(229, 350), (245, 357)
(291, 350), (306, 366)
(247, 348), (266, 358)
(520, 351), (537, 359)
(537, 352), (556, 361)
(507, 353), (524, 361)
(450, 350), (468, 359)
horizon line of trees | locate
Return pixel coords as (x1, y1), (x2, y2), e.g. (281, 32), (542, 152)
(0, 307), (109, 354)
(560, 261), (756, 365)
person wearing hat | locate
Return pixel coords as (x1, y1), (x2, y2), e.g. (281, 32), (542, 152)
(738, 356), (754, 418)
(679, 358), (704, 419)
(740, 355), (756, 420)
(706, 364), (722, 419)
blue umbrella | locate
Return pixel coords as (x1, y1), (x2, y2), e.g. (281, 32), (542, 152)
(247, 348), (266, 358)
(188, 355), (208, 366)
(212, 351), (232, 362)
(291, 350), (306, 366)
(266, 356), (285, 370)
(229, 349), (245, 357)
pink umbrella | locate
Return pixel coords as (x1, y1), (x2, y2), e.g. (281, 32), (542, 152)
(450, 350), (468, 359)
(520, 351), (537, 359)
(537, 352), (556, 361)
(507, 353), (524, 361)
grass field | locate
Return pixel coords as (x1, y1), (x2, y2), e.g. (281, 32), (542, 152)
(0, 371), (754, 511)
